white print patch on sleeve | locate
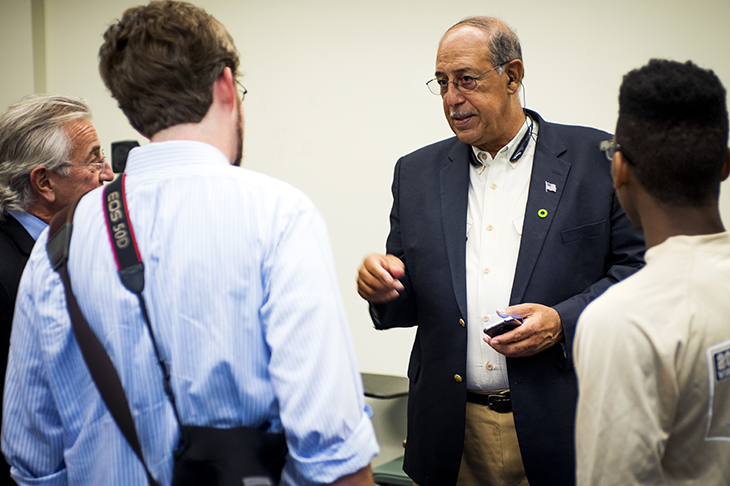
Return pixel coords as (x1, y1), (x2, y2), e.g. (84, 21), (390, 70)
(706, 340), (730, 441)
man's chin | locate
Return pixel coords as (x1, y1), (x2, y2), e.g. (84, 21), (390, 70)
(448, 121), (476, 142)
(453, 130), (479, 146)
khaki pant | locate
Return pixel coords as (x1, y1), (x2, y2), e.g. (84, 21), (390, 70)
(414, 399), (529, 486)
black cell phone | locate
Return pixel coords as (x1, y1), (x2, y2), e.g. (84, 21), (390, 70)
(483, 316), (523, 338)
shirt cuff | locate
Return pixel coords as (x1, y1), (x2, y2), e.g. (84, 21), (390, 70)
(10, 466), (67, 486)
(285, 410), (379, 484)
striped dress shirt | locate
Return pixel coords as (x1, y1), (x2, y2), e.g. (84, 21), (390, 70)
(2, 141), (378, 486)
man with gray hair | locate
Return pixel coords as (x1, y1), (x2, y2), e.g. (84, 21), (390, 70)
(357, 16), (645, 486)
(0, 93), (113, 472)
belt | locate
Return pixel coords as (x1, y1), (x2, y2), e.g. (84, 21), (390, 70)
(466, 390), (512, 413)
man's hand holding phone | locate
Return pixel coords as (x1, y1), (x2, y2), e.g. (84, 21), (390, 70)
(483, 304), (564, 358)
(483, 315), (523, 338)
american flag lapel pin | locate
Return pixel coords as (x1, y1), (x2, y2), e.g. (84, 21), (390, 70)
(545, 181), (557, 193)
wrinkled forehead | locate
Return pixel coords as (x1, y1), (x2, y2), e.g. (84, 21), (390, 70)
(65, 118), (101, 160)
(436, 27), (491, 76)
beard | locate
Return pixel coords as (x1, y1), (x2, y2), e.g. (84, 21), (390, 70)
(233, 97), (244, 167)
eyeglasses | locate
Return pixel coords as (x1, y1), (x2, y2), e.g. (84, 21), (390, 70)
(58, 150), (107, 171)
(426, 60), (512, 96)
(599, 140), (637, 165)
(236, 80), (247, 101)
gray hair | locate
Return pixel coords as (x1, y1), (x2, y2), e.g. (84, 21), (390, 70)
(447, 17), (523, 77)
(0, 94), (91, 217)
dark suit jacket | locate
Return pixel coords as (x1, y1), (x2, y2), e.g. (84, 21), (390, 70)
(1, 213), (35, 368)
(371, 111), (645, 486)
(0, 214), (35, 472)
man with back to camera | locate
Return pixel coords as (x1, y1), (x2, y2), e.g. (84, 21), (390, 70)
(1, 2), (378, 485)
(0, 94), (113, 476)
(574, 59), (730, 485)
(356, 16), (645, 486)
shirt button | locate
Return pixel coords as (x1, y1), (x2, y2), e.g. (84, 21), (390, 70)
(483, 268), (490, 274)
(482, 315), (489, 322)
(459, 318), (466, 327)
(486, 363), (494, 371)
(491, 183), (498, 189)
(486, 225), (493, 231)
(454, 374), (463, 383)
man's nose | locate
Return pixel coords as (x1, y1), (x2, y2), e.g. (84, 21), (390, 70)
(99, 161), (114, 183)
(443, 81), (466, 106)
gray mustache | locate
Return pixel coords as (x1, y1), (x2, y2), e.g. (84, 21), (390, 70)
(450, 111), (478, 120)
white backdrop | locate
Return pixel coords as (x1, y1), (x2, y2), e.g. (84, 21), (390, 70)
(3, 0), (730, 377)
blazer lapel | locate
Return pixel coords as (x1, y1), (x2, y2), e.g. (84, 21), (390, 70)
(510, 117), (571, 304)
(440, 143), (471, 318)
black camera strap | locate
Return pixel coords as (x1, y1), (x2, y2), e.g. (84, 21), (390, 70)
(47, 183), (160, 486)
(102, 174), (181, 425)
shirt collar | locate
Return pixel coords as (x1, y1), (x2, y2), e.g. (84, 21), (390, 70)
(7, 209), (47, 241)
(471, 116), (533, 169)
(123, 140), (232, 177)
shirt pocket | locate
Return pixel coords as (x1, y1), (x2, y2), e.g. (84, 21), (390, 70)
(560, 219), (607, 243)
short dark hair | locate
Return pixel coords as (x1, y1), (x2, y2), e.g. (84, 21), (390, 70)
(98, 1), (240, 138)
(616, 59), (728, 206)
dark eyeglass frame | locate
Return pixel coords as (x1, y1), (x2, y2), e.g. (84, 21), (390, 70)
(426, 60), (513, 96)
(236, 80), (247, 100)
(599, 140), (637, 166)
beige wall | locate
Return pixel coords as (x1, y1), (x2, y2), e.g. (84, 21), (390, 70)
(0, 0), (35, 112)
(3, 0), (730, 380)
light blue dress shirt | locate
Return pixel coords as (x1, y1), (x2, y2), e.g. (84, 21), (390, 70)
(2, 141), (378, 485)
(7, 209), (47, 241)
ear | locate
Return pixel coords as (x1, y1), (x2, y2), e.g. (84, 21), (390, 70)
(29, 166), (56, 203)
(504, 59), (524, 95)
(213, 66), (238, 112)
(612, 151), (632, 191)
(721, 147), (730, 181)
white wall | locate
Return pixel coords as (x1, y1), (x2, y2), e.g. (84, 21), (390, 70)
(4, 0), (730, 379)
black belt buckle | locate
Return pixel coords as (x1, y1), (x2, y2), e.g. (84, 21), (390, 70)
(487, 390), (511, 413)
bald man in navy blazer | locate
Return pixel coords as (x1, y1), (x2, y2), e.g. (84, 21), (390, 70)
(357, 17), (644, 486)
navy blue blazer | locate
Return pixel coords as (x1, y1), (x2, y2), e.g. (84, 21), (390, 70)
(0, 214), (35, 474)
(371, 111), (645, 486)
(0, 214), (34, 373)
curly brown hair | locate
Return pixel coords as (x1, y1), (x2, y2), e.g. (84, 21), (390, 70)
(99, 1), (240, 137)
